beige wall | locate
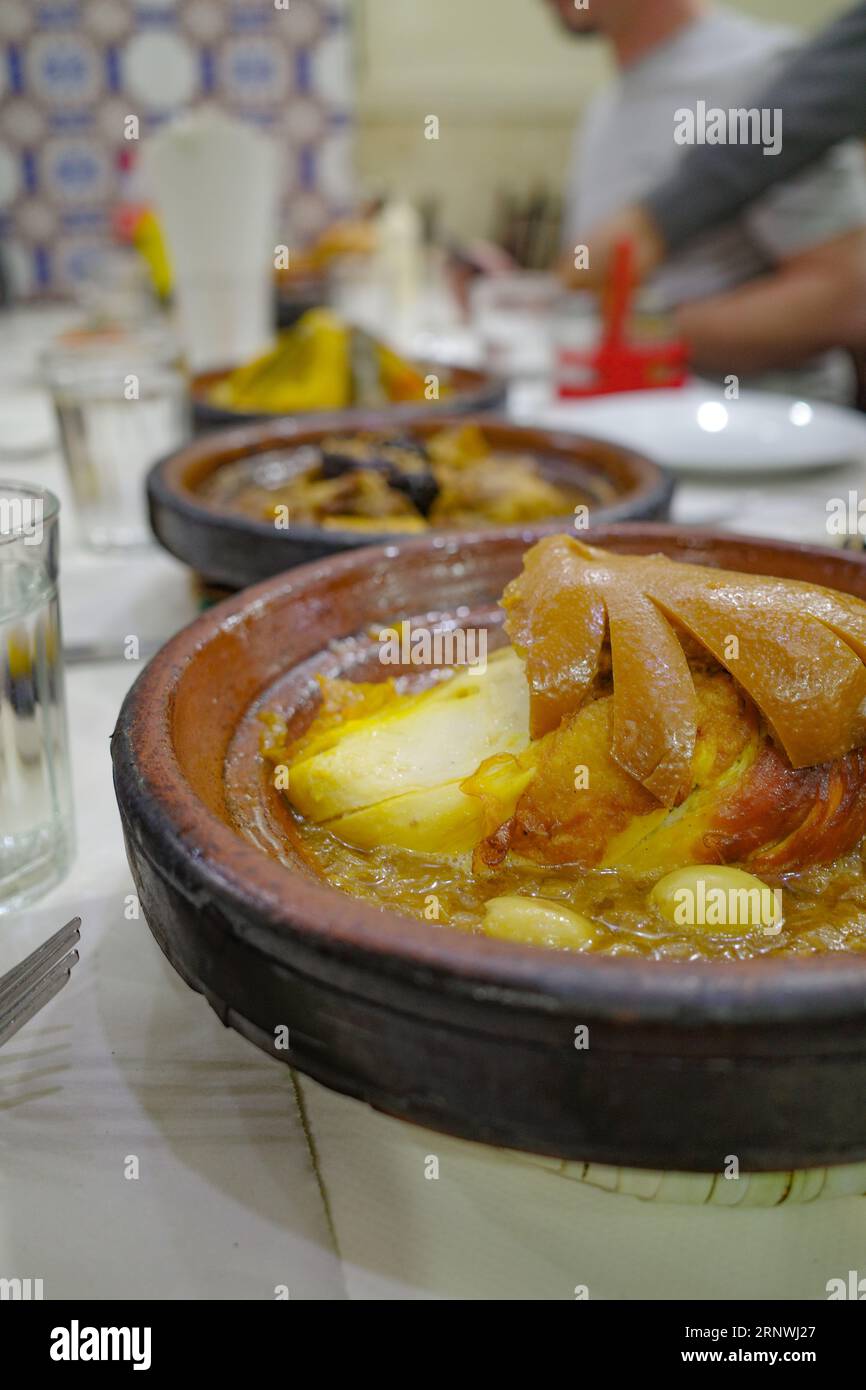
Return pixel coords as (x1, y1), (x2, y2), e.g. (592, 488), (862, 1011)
(355, 0), (855, 240)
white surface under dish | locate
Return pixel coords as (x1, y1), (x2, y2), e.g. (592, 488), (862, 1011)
(512, 381), (866, 476)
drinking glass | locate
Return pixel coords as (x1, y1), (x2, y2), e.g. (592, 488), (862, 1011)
(42, 326), (189, 550)
(470, 272), (560, 379)
(0, 483), (74, 912)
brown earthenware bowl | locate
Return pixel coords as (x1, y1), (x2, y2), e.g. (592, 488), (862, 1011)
(147, 415), (674, 589)
(111, 523), (866, 1171)
(190, 359), (505, 430)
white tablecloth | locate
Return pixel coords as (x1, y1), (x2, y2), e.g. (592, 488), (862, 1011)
(3, 306), (866, 1301)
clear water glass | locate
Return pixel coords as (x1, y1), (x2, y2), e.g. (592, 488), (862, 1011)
(43, 327), (189, 550)
(470, 272), (560, 380)
(0, 484), (74, 912)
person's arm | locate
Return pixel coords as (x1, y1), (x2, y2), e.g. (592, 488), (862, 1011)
(647, 1), (866, 253)
(673, 227), (866, 375)
(562, 1), (866, 291)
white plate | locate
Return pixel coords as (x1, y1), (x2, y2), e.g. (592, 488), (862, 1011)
(510, 382), (866, 476)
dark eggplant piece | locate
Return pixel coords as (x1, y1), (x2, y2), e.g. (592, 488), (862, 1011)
(319, 434), (440, 516)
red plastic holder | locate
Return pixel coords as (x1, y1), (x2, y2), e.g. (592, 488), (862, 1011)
(556, 238), (689, 397)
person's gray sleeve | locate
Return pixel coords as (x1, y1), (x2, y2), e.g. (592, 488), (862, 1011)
(643, 1), (866, 252)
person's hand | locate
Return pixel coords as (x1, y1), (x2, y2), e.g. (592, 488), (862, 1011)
(558, 204), (667, 291)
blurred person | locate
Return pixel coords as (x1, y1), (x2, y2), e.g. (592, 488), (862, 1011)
(565, 2), (866, 290)
(546, 0), (866, 403)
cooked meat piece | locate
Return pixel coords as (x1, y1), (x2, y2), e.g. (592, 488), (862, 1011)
(431, 454), (573, 526)
(474, 666), (866, 875)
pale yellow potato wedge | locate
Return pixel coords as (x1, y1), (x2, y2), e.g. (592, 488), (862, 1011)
(329, 781), (487, 855)
(287, 646), (529, 825)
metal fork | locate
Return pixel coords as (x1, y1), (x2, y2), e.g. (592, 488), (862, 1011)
(0, 917), (80, 1049)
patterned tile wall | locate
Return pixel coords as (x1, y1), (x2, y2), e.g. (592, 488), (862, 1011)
(0, 0), (355, 297)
